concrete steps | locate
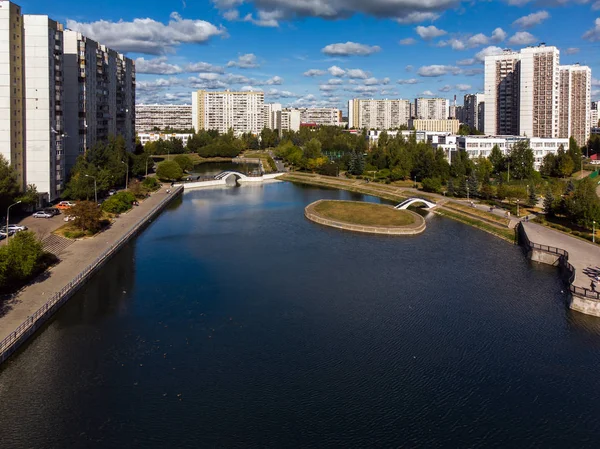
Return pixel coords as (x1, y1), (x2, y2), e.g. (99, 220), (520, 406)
(42, 234), (75, 257)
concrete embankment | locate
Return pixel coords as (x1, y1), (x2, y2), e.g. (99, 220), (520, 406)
(0, 185), (183, 364)
(518, 222), (600, 317)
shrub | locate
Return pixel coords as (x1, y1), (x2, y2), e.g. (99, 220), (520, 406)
(67, 201), (103, 233)
(0, 231), (49, 293)
(142, 177), (160, 190)
(102, 192), (135, 214)
(156, 160), (183, 181)
(173, 155), (194, 172)
(421, 177), (442, 193)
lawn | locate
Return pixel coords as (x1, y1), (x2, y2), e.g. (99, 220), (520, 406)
(313, 201), (415, 227)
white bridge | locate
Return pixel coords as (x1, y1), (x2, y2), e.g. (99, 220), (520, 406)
(395, 197), (437, 210)
(177, 171), (284, 190)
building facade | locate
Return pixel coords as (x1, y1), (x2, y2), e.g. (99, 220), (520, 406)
(262, 103), (281, 130)
(276, 109), (301, 135)
(410, 119), (460, 134)
(192, 90), (265, 135)
(464, 93), (485, 132)
(591, 102), (599, 129)
(484, 50), (521, 136)
(138, 132), (193, 147)
(0, 1), (25, 188)
(348, 99), (411, 129)
(558, 64), (592, 147)
(414, 98), (448, 120)
(298, 107), (341, 126)
(135, 104), (192, 132)
(23, 15), (64, 202)
(63, 30), (135, 174)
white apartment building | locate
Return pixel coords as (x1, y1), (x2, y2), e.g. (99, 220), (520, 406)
(192, 90), (264, 135)
(262, 103), (281, 130)
(520, 45), (560, 139)
(591, 102), (598, 128)
(135, 104), (192, 132)
(23, 15), (64, 202)
(457, 135), (568, 170)
(348, 99), (411, 129)
(464, 93), (485, 132)
(410, 119), (460, 134)
(484, 50), (521, 136)
(276, 109), (301, 135)
(298, 107), (341, 126)
(0, 1), (25, 189)
(559, 65), (591, 147)
(138, 132), (193, 147)
(414, 98), (448, 120)
(63, 30), (135, 173)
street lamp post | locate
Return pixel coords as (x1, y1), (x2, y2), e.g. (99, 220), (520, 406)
(594, 220), (596, 244)
(84, 174), (97, 204)
(467, 185), (470, 201)
(121, 160), (129, 190)
(6, 201), (21, 240)
(517, 199), (520, 218)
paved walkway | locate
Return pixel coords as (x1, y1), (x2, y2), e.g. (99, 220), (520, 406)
(0, 184), (175, 343)
(522, 222), (600, 291)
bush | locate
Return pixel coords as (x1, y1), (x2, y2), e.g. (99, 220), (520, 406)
(156, 160), (183, 181)
(0, 231), (49, 293)
(102, 191), (135, 214)
(142, 177), (160, 190)
(67, 201), (103, 233)
(421, 177), (442, 193)
(173, 155), (194, 172)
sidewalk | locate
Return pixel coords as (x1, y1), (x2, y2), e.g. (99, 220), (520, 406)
(522, 222), (600, 291)
(0, 184), (175, 343)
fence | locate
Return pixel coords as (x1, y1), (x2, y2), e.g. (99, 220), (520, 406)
(518, 223), (599, 301)
(0, 185), (184, 364)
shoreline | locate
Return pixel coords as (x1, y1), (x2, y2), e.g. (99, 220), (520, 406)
(0, 185), (183, 364)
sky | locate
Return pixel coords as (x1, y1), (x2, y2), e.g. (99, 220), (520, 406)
(19, 0), (600, 112)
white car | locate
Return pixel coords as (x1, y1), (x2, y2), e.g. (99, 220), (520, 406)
(32, 211), (53, 218)
(64, 215), (77, 222)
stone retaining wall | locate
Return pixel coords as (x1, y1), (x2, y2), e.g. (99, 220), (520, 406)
(305, 200), (426, 236)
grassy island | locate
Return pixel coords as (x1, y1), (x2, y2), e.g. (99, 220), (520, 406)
(305, 200), (425, 235)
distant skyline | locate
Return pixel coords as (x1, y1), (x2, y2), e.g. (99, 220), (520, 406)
(20, 0), (600, 110)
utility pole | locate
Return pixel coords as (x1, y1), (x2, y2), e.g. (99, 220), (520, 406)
(6, 201), (21, 240)
(84, 174), (97, 204)
(507, 161), (510, 183)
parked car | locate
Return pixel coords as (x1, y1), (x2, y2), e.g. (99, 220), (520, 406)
(0, 233), (5, 241)
(64, 215), (77, 222)
(32, 211), (53, 218)
(0, 225), (27, 234)
(44, 207), (60, 216)
(108, 189), (117, 196)
(56, 201), (76, 210)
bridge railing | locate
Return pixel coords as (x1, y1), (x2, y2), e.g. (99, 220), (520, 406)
(518, 223), (599, 301)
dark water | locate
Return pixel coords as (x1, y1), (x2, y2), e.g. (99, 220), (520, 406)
(190, 161), (259, 177)
(2, 182), (600, 448)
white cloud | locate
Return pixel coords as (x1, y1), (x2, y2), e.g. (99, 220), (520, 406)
(467, 33), (489, 47)
(350, 85), (379, 93)
(583, 18), (600, 42)
(223, 9), (240, 20)
(364, 77), (389, 85)
(304, 69), (327, 77)
(242, 10), (283, 27)
(463, 68), (484, 76)
(266, 76), (283, 85)
(135, 57), (182, 74)
(185, 61), (225, 73)
(564, 47), (580, 55)
(475, 46), (505, 62)
(399, 38), (417, 45)
(321, 42), (381, 56)
(421, 90), (435, 96)
(319, 83), (339, 91)
(395, 12), (440, 24)
(491, 27), (507, 43)
(439, 85), (452, 92)
(328, 65), (346, 77)
(397, 78), (419, 84)
(593, 1), (600, 10)
(406, 65), (414, 72)
(240, 85), (258, 91)
(347, 69), (369, 79)
(188, 74), (228, 90)
(507, 31), (537, 45)
(513, 10), (550, 28)
(416, 25), (447, 40)
(67, 12), (225, 55)
(136, 77), (183, 92)
(265, 89), (301, 99)
(456, 83), (471, 91)
(592, 78), (600, 87)
(417, 64), (461, 77)
(227, 53), (260, 68)
(457, 58), (476, 66)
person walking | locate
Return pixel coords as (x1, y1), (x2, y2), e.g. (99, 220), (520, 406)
(592, 280), (597, 292)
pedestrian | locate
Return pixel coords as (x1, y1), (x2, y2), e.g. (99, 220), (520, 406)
(592, 281), (596, 292)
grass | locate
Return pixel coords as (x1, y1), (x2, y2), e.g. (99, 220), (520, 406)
(435, 209), (516, 242)
(154, 154), (231, 164)
(241, 150), (277, 172)
(444, 202), (510, 227)
(313, 201), (415, 227)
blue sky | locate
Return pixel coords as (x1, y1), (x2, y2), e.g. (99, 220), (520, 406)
(21, 0), (600, 111)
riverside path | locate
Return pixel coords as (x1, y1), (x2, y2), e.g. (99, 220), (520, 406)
(0, 184), (180, 345)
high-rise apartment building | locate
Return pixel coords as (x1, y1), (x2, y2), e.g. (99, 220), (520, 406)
(348, 99), (411, 129)
(414, 98), (448, 120)
(0, 1), (25, 188)
(63, 30), (135, 174)
(519, 45), (560, 138)
(409, 119), (460, 134)
(298, 107), (341, 126)
(559, 64), (591, 146)
(262, 103), (281, 130)
(135, 104), (192, 131)
(276, 109), (301, 135)
(192, 90), (264, 135)
(591, 102), (599, 129)
(464, 94), (485, 132)
(484, 50), (521, 136)
(23, 15), (64, 202)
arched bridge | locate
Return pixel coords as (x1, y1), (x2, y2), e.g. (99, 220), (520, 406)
(395, 197), (437, 210)
(214, 171), (250, 181)
(177, 170), (284, 190)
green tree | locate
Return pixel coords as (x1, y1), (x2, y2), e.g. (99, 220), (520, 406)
(446, 178), (455, 196)
(567, 136), (582, 172)
(173, 155), (194, 172)
(564, 178), (600, 228)
(456, 177), (468, 198)
(0, 231), (45, 289)
(67, 201), (103, 233)
(488, 144), (505, 175)
(480, 181), (495, 200)
(496, 183), (508, 201)
(348, 150), (365, 176)
(509, 141), (535, 180)
(540, 153), (556, 177)
(528, 184), (537, 207)
(556, 146), (574, 177)
(421, 177), (442, 193)
(474, 157), (493, 183)
(303, 138), (323, 160)
(0, 154), (20, 212)
(543, 188), (555, 217)
(467, 173), (479, 198)
(156, 160), (183, 181)
(17, 184), (39, 206)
